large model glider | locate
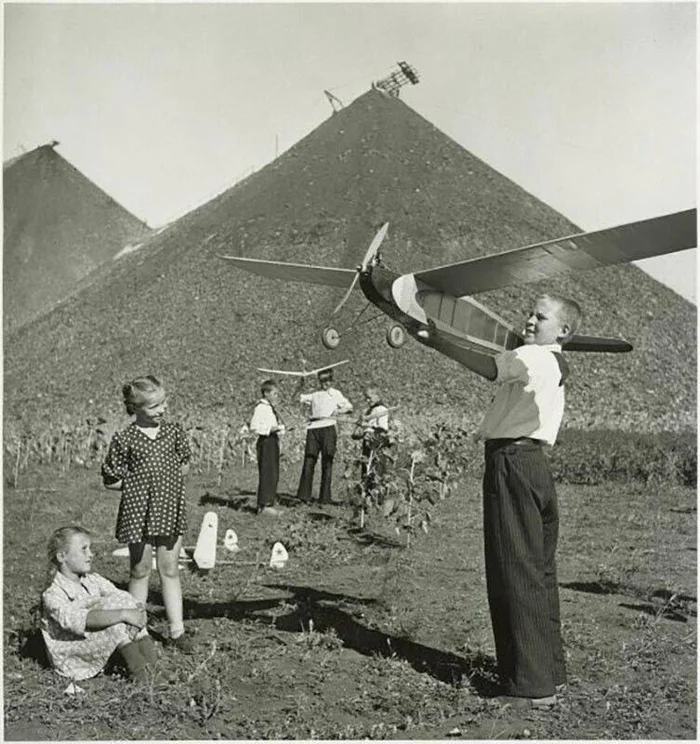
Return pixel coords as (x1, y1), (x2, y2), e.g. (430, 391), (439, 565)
(220, 210), (696, 366)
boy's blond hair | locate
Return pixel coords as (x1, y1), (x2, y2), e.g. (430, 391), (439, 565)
(543, 294), (582, 342)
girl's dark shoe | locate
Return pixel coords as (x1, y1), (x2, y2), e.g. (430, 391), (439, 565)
(137, 635), (159, 665)
(165, 633), (195, 654)
(118, 640), (149, 681)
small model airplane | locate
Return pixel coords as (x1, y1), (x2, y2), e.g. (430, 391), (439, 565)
(361, 404), (399, 423)
(257, 359), (349, 378)
(112, 512), (288, 571)
(220, 210), (696, 365)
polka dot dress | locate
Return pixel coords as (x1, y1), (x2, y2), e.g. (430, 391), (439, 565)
(102, 422), (191, 543)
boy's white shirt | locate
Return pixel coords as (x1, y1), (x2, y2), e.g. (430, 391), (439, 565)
(300, 387), (353, 430)
(250, 398), (283, 436)
(364, 403), (389, 432)
(476, 343), (565, 446)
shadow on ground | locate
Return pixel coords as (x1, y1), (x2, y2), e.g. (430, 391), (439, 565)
(199, 491), (256, 513)
(561, 580), (696, 621)
(199, 490), (405, 550)
(200, 489), (312, 513)
(142, 580), (503, 696)
(264, 583), (500, 694)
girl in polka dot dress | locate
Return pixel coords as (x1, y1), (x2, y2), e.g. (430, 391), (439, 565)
(102, 376), (194, 653)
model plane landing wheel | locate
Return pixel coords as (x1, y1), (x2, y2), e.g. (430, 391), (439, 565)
(322, 326), (341, 349)
(387, 324), (406, 348)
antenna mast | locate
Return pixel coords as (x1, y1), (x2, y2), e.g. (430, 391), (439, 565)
(324, 90), (345, 114)
(373, 61), (420, 98)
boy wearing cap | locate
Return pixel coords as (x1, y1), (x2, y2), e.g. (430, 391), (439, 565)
(296, 368), (353, 504)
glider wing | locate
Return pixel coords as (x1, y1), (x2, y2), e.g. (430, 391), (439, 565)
(219, 255), (357, 289)
(413, 209), (697, 297)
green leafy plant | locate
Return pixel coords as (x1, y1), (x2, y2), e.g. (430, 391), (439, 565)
(342, 420), (465, 544)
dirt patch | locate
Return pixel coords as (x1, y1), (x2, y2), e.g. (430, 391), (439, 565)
(3, 464), (696, 739)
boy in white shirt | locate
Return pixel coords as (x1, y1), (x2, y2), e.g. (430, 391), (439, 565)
(464, 294), (581, 709)
(356, 386), (391, 487)
(296, 367), (353, 504)
(249, 380), (285, 516)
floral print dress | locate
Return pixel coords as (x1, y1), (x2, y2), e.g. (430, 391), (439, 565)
(41, 571), (142, 680)
(102, 422), (191, 543)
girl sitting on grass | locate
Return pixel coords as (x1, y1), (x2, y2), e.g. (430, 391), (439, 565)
(101, 375), (194, 653)
(41, 525), (158, 681)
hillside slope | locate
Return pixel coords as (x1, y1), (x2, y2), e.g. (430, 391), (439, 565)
(4, 90), (695, 432)
(3, 144), (151, 333)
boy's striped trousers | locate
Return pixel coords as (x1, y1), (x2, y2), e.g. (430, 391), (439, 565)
(482, 438), (567, 698)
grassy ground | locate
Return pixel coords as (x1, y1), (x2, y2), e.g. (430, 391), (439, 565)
(3, 458), (696, 740)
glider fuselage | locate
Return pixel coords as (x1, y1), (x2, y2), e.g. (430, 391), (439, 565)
(360, 264), (524, 359)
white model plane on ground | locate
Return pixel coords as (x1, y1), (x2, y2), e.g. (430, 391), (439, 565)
(112, 512), (288, 570)
(221, 210), (696, 367)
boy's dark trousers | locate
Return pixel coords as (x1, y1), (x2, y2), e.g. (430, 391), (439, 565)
(482, 438), (566, 698)
(256, 434), (280, 509)
(297, 425), (336, 503)
(361, 431), (389, 487)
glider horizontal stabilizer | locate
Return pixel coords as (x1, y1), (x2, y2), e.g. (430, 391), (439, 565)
(562, 335), (633, 353)
(219, 255), (357, 289)
(414, 209), (697, 297)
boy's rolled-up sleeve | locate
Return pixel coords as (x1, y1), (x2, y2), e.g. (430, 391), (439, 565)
(335, 390), (353, 413)
(495, 349), (530, 384)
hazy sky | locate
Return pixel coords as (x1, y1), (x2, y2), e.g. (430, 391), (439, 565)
(3, 2), (697, 302)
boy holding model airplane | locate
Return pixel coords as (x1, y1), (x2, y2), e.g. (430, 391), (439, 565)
(468, 293), (581, 709)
